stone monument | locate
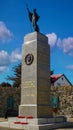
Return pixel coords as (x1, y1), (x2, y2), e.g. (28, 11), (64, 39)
(0, 8), (73, 130)
(19, 32), (52, 118)
(17, 32), (72, 130)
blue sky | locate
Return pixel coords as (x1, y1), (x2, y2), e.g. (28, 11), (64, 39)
(0, 0), (73, 84)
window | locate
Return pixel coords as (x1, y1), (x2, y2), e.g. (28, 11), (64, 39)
(57, 83), (60, 86)
(62, 77), (63, 80)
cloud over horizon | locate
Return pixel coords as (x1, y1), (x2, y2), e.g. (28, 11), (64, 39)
(0, 49), (21, 73)
(57, 37), (73, 56)
(46, 33), (57, 47)
(0, 66), (8, 73)
(0, 21), (13, 42)
(46, 33), (73, 57)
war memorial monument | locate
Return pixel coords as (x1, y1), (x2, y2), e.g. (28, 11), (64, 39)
(0, 7), (73, 130)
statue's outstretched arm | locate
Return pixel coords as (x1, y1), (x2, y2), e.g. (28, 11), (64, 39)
(26, 7), (32, 22)
(26, 4), (29, 12)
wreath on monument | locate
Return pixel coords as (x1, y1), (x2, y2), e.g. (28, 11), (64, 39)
(25, 54), (34, 65)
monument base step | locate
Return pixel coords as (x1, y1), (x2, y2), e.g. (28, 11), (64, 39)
(8, 116), (66, 124)
(0, 116), (73, 130)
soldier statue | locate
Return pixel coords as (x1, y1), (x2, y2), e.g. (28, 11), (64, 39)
(27, 7), (40, 32)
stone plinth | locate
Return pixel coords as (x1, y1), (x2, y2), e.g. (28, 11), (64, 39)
(0, 116), (73, 130)
(19, 32), (52, 118)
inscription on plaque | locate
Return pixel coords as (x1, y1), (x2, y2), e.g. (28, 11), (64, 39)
(23, 80), (35, 88)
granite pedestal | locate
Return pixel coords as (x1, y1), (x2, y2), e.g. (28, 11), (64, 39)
(19, 32), (52, 118)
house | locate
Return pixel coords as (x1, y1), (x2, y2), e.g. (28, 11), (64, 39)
(51, 74), (72, 86)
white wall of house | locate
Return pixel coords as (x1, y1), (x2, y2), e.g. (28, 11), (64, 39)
(53, 75), (71, 86)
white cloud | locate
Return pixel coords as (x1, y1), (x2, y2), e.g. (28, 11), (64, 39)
(0, 21), (13, 42)
(0, 49), (21, 73)
(67, 65), (73, 70)
(46, 33), (73, 56)
(0, 50), (10, 66)
(0, 66), (8, 73)
(57, 37), (73, 55)
(11, 49), (22, 63)
(57, 38), (62, 48)
(46, 33), (57, 47)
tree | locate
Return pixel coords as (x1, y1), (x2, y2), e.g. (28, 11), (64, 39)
(0, 82), (11, 87)
(7, 64), (21, 87)
(50, 70), (54, 75)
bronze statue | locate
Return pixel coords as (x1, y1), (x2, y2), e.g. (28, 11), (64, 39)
(27, 7), (40, 32)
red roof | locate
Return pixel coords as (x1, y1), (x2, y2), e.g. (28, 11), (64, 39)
(51, 74), (62, 83)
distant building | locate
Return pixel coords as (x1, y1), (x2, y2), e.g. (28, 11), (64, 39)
(51, 74), (72, 86)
